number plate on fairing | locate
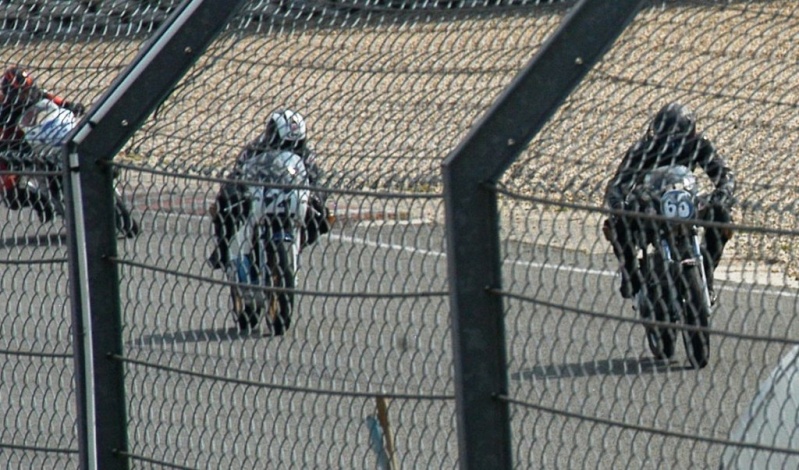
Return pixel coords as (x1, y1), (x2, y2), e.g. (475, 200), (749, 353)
(660, 190), (695, 219)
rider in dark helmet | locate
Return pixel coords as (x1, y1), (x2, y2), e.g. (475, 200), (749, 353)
(0, 66), (85, 222)
(603, 102), (736, 300)
(207, 108), (331, 270)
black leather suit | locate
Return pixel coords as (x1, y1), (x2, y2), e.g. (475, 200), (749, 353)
(604, 130), (735, 294)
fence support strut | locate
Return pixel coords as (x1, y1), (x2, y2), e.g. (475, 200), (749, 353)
(442, 1), (644, 468)
(65, 1), (245, 468)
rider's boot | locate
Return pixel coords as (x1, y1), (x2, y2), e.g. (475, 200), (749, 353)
(620, 270), (635, 299)
(207, 242), (228, 270)
(701, 251), (717, 307)
(34, 202), (56, 223)
(209, 181), (254, 271)
(619, 265), (643, 299)
(207, 204), (231, 270)
(706, 272), (717, 307)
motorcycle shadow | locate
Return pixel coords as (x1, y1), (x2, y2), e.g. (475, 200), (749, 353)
(510, 356), (691, 381)
(131, 326), (265, 347)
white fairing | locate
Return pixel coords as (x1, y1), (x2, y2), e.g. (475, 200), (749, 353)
(19, 99), (76, 158)
(247, 150), (310, 226)
(229, 150), (310, 254)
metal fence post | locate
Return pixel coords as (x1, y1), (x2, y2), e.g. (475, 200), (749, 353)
(442, 1), (644, 468)
(65, 1), (246, 468)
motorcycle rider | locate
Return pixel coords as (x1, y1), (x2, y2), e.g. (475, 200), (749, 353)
(207, 108), (331, 269)
(0, 66), (85, 222)
(603, 102), (735, 300)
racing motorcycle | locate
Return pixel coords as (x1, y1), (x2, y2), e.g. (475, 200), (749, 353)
(225, 149), (310, 336)
(7, 98), (139, 237)
(613, 165), (714, 369)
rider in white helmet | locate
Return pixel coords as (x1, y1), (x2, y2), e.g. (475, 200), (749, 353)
(208, 108), (331, 269)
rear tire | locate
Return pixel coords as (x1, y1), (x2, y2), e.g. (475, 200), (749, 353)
(266, 241), (295, 336)
(681, 268), (711, 369)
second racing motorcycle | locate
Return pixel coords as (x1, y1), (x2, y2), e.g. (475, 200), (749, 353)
(225, 149), (310, 336)
(12, 98), (139, 237)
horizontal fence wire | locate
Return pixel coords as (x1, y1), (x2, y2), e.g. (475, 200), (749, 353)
(110, 161), (444, 200)
(112, 354), (455, 401)
(0, 443), (78, 455)
(0, 349), (72, 359)
(491, 182), (799, 239)
(496, 394), (799, 458)
(492, 287), (799, 347)
(112, 256), (448, 298)
(0, 258), (68, 265)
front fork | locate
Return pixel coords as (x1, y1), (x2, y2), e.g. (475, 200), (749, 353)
(659, 233), (712, 312)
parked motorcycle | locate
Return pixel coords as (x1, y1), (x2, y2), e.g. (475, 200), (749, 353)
(9, 98), (139, 237)
(620, 165), (713, 369)
(225, 149), (310, 336)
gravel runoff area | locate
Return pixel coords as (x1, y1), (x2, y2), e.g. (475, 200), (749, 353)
(3, 0), (799, 282)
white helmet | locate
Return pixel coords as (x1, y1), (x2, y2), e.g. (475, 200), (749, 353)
(266, 109), (306, 150)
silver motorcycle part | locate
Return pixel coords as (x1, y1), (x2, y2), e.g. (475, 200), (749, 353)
(691, 234), (713, 312)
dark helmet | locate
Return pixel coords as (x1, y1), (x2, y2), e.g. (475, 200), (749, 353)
(265, 109), (307, 151)
(649, 102), (696, 139)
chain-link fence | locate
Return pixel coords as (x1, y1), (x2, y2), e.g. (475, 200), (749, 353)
(1, 0), (798, 468)
(490, 1), (799, 468)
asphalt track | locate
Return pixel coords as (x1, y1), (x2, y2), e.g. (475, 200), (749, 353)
(2, 195), (798, 468)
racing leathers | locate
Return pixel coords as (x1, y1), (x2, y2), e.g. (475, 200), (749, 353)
(604, 131), (735, 298)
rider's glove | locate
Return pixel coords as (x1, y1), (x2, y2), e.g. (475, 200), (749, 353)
(709, 189), (732, 208)
(63, 101), (86, 116)
(622, 190), (650, 213)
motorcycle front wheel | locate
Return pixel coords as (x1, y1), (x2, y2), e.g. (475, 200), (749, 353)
(638, 289), (677, 360)
(680, 267), (711, 369)
(638, 256), (676, 360)
(228, 254), (262, 331)
(231, 287), (259, 330)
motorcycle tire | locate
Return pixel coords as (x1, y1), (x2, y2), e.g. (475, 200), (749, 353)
(639, 290), (676, 360)
(114, 194), (140, 238)
(681, 268), (711, 369)
(265, 241), (295, 337)
(44, 174), (65, 218)
(51, 197), (65, 219)
(230, 286), (260, 330)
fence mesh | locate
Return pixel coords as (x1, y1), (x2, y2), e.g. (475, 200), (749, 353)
(1, 0), (798, 468)
(497, 1), (799, 468)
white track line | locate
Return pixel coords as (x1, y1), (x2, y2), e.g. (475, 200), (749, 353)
(329, 233), (799, 299)
(156, 209), (799, 299)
